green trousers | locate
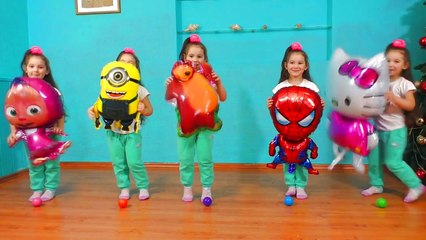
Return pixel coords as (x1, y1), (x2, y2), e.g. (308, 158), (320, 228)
(177, 130), (214, 188)
(29, 158), (60, 191)
(106, 131), (149, 190)
(284, 164), (308, 189)
(368, 127), (420, 189)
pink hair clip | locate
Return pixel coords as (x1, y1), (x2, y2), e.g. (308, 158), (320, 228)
(189, 34), (201, 43)
(290, 42), (303, 51)
(392, 39), (406, 49)
(123, 48), (135, 55)
(29, 46), (43, 55)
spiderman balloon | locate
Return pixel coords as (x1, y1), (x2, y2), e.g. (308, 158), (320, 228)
(328, 49), (389, 173)
(267, 86), (323, 175)
(4, 77), (71, 165)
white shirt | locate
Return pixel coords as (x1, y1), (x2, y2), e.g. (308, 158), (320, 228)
(272, 79), (320, 94)
(110, 86), (149, 134)
(374, 77), (416, 131)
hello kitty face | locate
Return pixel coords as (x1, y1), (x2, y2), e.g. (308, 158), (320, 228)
(329, 49), (389, 119)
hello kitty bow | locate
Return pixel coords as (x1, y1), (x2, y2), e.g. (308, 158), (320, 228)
(339, 60), (379, 89)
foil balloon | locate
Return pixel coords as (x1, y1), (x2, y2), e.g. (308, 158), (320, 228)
(4, 77), (71, 165)
(93, 61), (142, 132)
(267, 86), (323, 175)
(328, 49), (389, 173)
(165, 60), (222, 137)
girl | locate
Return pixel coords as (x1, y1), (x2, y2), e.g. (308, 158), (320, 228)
(7, 46), (65, 202)
(87, 48), (153, 200)
(267, 42), (321, 199)
(362, 39), (425, 202)
(167, 34), (227, 203)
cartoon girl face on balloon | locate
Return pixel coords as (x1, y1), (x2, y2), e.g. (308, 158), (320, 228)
(327, 49), (389, 173)
(4, 77), (70, 165)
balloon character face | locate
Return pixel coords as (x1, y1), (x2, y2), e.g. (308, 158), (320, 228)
(93, 61), (142, 132)
(329, 49), (389, 119)
(270, 86), (323, 142)
(165, 60), (222, 137)
(4, 77), (71, 165)
(4, 77), (63, 129)
(99, 61), (140, 100)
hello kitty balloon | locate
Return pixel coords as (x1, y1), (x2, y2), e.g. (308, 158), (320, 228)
(328, 49), (389, 173)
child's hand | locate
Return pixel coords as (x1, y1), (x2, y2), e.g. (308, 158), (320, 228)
(138, 101), (145, 113)
(321, 99), (325, 108)
(165, 76), (173, 86)
(267, 97), (273, 109)
(7, 133), (17, 147)
(87, 106), (95, 120)
(50, 126), (65, 135)
(212, 71), (222, 85)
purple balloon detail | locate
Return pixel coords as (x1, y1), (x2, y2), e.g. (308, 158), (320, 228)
(338, 61), (379, 89)
(328, 111), (375, 156)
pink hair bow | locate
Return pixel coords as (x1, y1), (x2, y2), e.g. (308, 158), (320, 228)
(189, 34), (201, 43)
(29, 46), (43, 55)
(123, 48), (135, 55)
(290, 42), (302, 51)
(392, 39), (406, 49)
(339, 60), (379, 89)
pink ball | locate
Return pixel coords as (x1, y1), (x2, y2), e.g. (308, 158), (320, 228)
(32, 197), (42, 207)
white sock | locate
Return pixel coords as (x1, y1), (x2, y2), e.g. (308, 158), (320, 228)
(285, 187), (296, 196)
(28, 191), (42, 202)
(119, 188), (130, 199)
(404, 185), (425, 203)
(40, 190), (56, 201)
(182, 186), (193, 202)
(201, 187), (212, 202)
(296, 187), (308, 199)
(361, 186), (383, 196)
(139, 189), (150, 200)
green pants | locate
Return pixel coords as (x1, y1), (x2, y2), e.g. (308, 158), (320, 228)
(368, 127), (420, 189)
(29, 158), (61, 191)
(284, 164), (308, 189)
(177, 130), (214, 188)
(106, 131), (149, 190)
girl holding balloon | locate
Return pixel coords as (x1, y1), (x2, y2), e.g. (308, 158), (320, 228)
(7, 46), (66, 202)
(362, 39), (425, 202)
(267, 42), (323, 200)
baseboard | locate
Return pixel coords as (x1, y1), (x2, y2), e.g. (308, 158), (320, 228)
(0, 162), (359, 182)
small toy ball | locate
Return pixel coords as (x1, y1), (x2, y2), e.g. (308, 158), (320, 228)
(284, 196), (294, 206)
(32, 197), (42, 207)
(376, 198), (387, 208)
(202, 197), (213, 207)
(118, 199), (128, 208)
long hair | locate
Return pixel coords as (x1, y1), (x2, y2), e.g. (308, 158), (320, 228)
(278, 44), (312, 83)
(178, 34), (209, 62)
(385, 41), (414, 81)
(20, 47), (59, 89)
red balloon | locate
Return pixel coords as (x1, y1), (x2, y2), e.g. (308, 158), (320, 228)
(118, 199), (128, 208)
(165, 61), (222, 136)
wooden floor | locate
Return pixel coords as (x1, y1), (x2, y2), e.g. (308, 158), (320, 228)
(0, 164), (425, 240)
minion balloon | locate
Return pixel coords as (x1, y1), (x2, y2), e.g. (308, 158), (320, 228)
(93, 61), (142, 132)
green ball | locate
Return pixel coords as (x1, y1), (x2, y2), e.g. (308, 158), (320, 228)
(376, 198), (387, 208)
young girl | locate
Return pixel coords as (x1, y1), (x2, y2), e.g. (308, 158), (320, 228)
(267, 42), (321, 199)
(87, 48), (153, 200)
(7, 46), (65, 202)
(361, 39), (425, 202)
(167, 34), (227, 203)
